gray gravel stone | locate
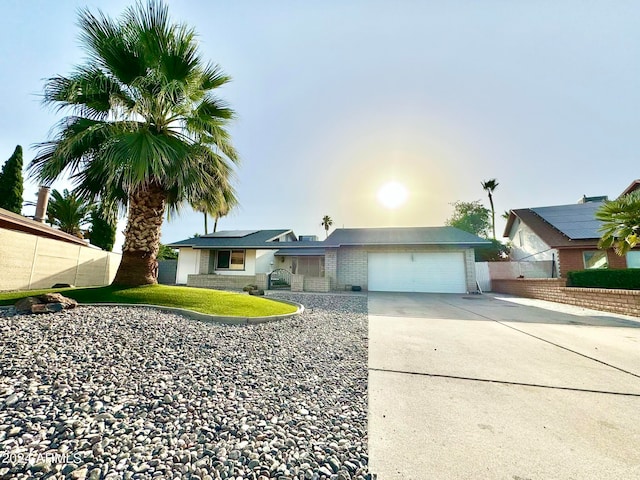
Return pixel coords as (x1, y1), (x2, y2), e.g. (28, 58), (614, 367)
(0, 293), (371, 479)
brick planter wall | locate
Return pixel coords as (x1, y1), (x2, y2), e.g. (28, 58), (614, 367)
(492, 278), (640, 318)
(187, 274), (256, 289)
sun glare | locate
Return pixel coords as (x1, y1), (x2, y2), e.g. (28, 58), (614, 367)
(377, 181), (409, 209)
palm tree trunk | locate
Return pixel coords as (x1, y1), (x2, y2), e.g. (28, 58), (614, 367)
(489, 193), (496, 239)
(214, 216), (219, 233)
(203, 212), (208, 235)
(113, 182), (166, 286)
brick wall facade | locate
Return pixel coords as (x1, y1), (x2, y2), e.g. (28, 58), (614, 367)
(325, 248), (338, 290)
(303, 276), (331, 293)
(291, 274), (304, 292)
(558, 248), (627, 278)
(492, 278), (640, 318)
(198, 250), (210, 274)
(336, 247), (369, 290)
(463, 249), (476, 292)
(255, 273), (268, 290)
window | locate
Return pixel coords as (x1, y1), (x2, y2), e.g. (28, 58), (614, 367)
(216, 250), (245, 270)
(295, 256), (325, 277)
(583, 250), (608, 269)
(627, 251), (640, 268)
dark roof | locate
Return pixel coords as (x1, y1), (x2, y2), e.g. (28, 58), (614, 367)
(503, 204), (604, 248)
(530, 202), (603, 240)
(0, 207), (89, 247)
(274, 247), (325, 257)
(166, 229), (294, 249)
(324, 226), (490, 247)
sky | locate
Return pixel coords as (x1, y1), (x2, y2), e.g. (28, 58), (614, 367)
(1, 0), (639, 250)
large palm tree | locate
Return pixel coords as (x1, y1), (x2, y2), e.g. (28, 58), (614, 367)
(481, 178), (499, 239)
(29, 1), (238, 285)
(596, 191), (640, 255)
(321, 215), (333, 238)
(46, 188), (92, 238)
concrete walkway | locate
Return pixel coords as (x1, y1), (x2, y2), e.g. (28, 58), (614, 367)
(368, 292), (640, 479)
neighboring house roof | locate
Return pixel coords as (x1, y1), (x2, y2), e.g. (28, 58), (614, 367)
(0, 207), (89, 247)
(620, 179), (640, 197)
(168, 226), (491, 251)
(166, 229), (294, 249)
(530, 202), (603, 240)
(504, 201), (605, 249)
(324, 226), (490, 247)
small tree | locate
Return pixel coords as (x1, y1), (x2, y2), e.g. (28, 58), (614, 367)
(596, 191), (640, 255)
(445, 200), (491, 238)
(157, 244), (178, 260)
(321, 215), (333, 238)
(88, 205), (117, 251)
(475, 238), (510, 261)
(0, 145), (24, 214)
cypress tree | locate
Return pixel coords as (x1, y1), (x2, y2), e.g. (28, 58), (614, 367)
(0, 145), (24, 214)
(88, 207), (117, 251)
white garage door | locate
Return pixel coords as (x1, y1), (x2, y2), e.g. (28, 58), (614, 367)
(368, 252), (467, 293)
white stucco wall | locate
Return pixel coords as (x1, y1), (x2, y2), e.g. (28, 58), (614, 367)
(255, 249), (276, 273)
(508, 218), (557, 262)
(176, 248), (200, 284)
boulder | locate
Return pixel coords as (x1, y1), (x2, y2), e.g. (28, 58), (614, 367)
(248, 289), (265, 296)
(14, 293), (78, 314)
(15, 297), (40, 314)
(39, 293), (78, 309)
(31, 303), (65, 314)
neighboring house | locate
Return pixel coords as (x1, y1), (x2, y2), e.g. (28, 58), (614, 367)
(620, 179), (640, 196)
(168, 226), (489, 293)
(168, 229), (302, 286)
(504, 196), (639, 278)
(0, 207), (88, 246)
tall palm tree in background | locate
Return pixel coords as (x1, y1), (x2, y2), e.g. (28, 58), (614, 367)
(596, 191), (640, 255)
(29, 0), (238, 285)
(191, 174), (238, 234)
(481, 179), (499, 239)
(46, 188), (92, 238)
(321, 215), (333, 238)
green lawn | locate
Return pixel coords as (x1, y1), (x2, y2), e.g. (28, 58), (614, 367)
(0, 284), (297, 317)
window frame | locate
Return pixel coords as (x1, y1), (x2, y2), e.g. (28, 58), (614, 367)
(582, 250), (608, 269)
(215, 249), (246, 271)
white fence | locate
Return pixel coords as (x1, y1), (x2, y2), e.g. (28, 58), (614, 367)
(476, 260), (556, 292)
(475, 262), (491, 292)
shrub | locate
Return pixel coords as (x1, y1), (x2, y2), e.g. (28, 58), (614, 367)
(566, 269), (640, 290)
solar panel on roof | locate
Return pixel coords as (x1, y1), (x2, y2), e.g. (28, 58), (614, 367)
(203, 230), (257, 238)
(532, 203), (603, 240)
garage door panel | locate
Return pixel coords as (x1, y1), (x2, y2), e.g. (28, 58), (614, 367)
(368, 252), (466, 293)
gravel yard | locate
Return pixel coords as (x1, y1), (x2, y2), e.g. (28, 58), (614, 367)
(0, 293), (369, 480)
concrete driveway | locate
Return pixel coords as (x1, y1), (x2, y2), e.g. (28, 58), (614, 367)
(368, 292), (640, 479)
